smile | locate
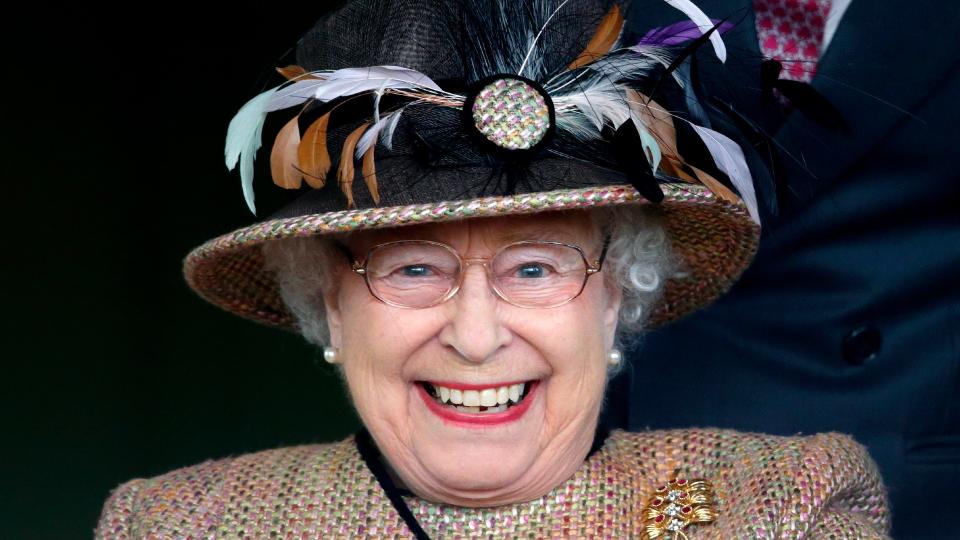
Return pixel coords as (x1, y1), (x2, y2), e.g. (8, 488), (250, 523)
(416, 380), (538, 426)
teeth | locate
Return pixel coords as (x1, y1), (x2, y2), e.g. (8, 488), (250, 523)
(480, 389), (497, 407)
(427, 382), (532, 411)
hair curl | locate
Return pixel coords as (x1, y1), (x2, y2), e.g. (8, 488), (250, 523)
(261, 205), (678, 349)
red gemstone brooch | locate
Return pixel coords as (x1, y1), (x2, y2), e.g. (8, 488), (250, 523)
(641, 473), (717, 539)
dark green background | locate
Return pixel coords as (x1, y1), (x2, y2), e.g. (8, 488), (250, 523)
(4, 3), (359, 539)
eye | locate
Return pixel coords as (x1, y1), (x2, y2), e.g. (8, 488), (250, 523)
(515, 263), (550, 278)
(400, 264), (434, 277)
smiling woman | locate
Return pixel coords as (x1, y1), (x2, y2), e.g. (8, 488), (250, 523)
(95, 0), (891, 538)
(261, 208), (668, 507)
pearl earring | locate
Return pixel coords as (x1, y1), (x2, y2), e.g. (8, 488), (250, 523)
(607, 349), (622, 367)
(323, 346), (340, 364)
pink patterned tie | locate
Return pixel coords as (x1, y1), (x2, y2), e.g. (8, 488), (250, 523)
(753, 0), (832, 82)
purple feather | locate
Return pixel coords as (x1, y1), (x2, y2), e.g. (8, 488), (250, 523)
(638, 19), (734, 46)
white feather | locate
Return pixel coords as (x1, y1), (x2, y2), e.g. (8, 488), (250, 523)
(554, 80), (631, 131)
(518, 0), (573, 77)
(662, 0), (727, 62)
(224, 89), (275, 215)
(380, 106), (406, 150)
(265, 79), (328, 112)
(311, 66), (445, 102)
(355, 111), (399, 159)
(690, 124), (759, 224)
(629, 110), (663, 173)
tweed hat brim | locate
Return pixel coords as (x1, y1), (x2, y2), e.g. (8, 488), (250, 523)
(183, 182), (758, 330)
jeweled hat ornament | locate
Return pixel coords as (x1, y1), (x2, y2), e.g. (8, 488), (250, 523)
(184, 0), (821, 330)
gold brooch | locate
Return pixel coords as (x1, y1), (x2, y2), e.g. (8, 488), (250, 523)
(640, 473), (717, 539)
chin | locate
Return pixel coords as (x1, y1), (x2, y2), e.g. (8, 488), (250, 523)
(396, 387), (559, 505)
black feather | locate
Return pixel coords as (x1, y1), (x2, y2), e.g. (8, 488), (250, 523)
(613, 119), (664, 203)
(648, 19), (726, 102)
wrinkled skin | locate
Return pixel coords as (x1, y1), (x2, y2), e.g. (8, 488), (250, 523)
(324, 211), (621, 506)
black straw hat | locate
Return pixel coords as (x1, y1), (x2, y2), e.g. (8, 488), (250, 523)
(184, 0), (767, 329)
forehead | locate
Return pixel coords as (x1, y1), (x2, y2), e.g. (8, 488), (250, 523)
(346, 210), (600, 251)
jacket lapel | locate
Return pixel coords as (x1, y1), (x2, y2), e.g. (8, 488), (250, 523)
(773, 0), (960, 203)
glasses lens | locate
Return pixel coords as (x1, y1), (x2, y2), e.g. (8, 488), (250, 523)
(491, 243), (588, 307)
(365, 242), (460, 308)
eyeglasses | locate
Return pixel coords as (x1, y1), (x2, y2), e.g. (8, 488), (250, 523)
(339, 237), (610, 309)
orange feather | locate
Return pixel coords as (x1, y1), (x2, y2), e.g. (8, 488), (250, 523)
(568, 5), (624, 70)
(275, 65), (322, 81)
(297, 113), (331, 188)
(269, 116), (303, 189)
(338, 123), (370, 208)
(689, 165), (742, 204)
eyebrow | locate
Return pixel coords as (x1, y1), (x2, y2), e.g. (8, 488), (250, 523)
(495, 227), (580, 244)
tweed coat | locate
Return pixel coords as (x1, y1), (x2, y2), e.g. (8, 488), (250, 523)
(95, 428), (889, 539)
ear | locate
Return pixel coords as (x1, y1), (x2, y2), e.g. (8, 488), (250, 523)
(601, 279), (623, 351)
(323, 284), (344, 349)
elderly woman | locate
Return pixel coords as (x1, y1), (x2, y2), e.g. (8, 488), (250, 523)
(96, 1), (890, 538)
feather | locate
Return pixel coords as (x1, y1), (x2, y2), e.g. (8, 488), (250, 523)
(568, 5), (624, 70)
(355, 110), (399, 158)
(614, 119), (665, 203)
(380, 106), (406, 150)
(362, 138), (380, 205)
(225, 89), (275, 215)
(647, 19), (725, 100)
(548, 47), (668, 95)
(554, 80), (631, 132)
(297, 112), (332, 188)
(518, 0), (574, 77)
(689, 164), (741, 203)
(690, 124), (759, 224)
(676, 58), (711, 127)
(266, 80), (328, 112)
(624, 89), (664, 173)
(311, 66), (444, 102)
(276, 65), (323, 81)
(661, 156), (697, 181)
(338, 123), (370, 208)
(269, 115), (303, 189)
(661, 0), (727, 62)
(631, 97), (680, 158)
(638, 19), (733, 46)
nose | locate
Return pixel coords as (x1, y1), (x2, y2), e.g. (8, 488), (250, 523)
(437, 263), (511, 364)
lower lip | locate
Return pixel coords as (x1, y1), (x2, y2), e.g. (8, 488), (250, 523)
(417, 382), (538, 427)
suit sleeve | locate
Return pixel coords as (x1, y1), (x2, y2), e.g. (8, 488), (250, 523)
(93, 478), (144, 540)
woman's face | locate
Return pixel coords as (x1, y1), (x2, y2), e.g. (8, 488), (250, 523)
(324, 211), (621, 506)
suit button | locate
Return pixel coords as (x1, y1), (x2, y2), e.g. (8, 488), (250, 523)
(842, 325), (882, 365)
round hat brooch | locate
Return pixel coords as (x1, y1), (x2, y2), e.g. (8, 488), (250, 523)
(464, 75), (555, 154)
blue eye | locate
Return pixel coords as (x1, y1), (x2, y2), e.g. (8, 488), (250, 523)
(401, 265), (432, 277)
(516, 264), (546, 278)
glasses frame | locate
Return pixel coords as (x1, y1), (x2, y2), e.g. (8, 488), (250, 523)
(338, 236), (611, 309)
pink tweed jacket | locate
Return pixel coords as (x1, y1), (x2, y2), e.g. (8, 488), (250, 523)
(95, 429), (890, 539)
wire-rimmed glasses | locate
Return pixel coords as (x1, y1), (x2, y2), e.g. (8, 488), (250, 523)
(341, 237), (610, 309)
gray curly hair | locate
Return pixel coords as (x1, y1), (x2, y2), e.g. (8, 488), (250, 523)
(261, 205), (678, 348)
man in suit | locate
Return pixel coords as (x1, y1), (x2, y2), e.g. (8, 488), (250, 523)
(606, 2), (960, 538)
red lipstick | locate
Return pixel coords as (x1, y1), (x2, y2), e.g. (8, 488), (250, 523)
(416, 382), (538, 427)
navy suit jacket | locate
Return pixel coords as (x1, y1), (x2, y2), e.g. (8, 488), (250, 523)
(606, 2), (960, 538)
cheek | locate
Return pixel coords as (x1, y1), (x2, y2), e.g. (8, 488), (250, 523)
(335, 277), (441, 416)
(515, 283), (612, 381)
